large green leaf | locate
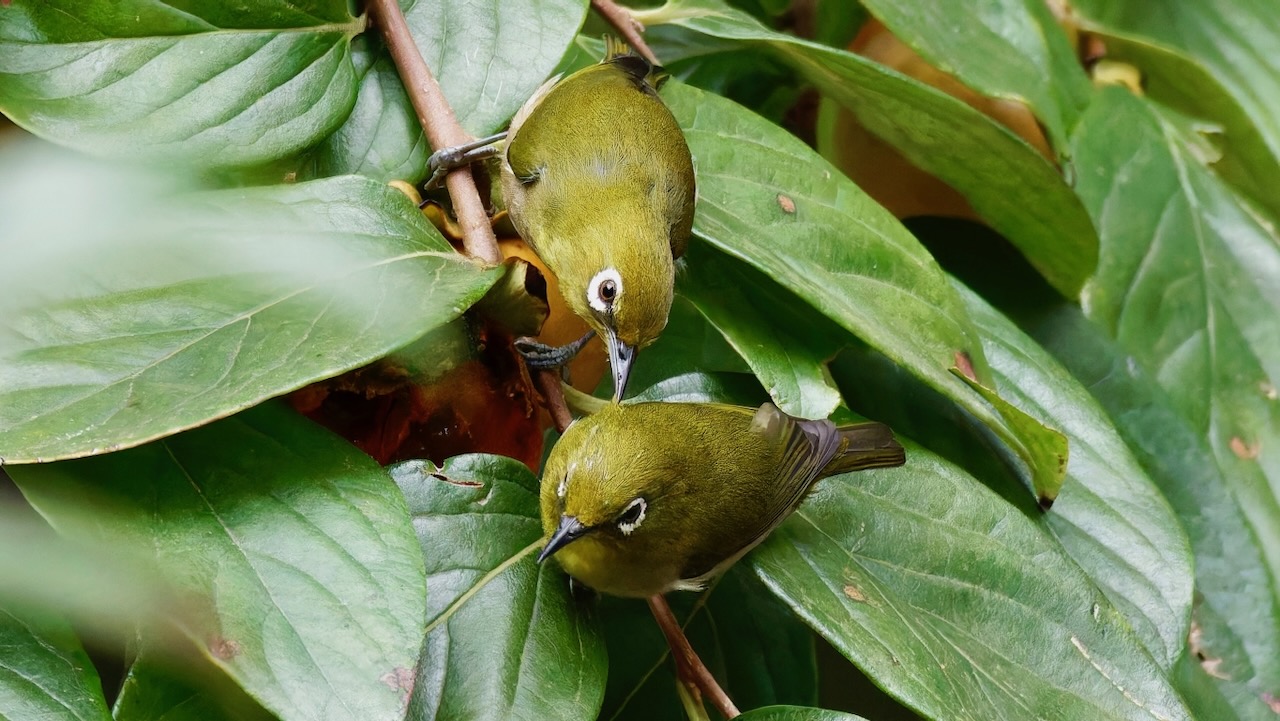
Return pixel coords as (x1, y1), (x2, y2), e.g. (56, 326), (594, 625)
(113, 649), (276, 721)
(9, 404), (427, 721)
(618, 294), (753, 401)
(1071, 89), (1280, 632)
(309, 0), (587, 183)
(679, 243), (844, 419)
(0, 1), (360, 169)
(600, 566), (817, 721)
(0, 609), (109, 721)
(857, 0), (1091, 153)
(665, 80), (1067, 502)
(0, 154), (500, 463)
(955, 282), (1193, 669)
(1085, 28), (1280, 223)
(1021, 303), (1280, 717)
(392, 454), (606, 721)
(1073, 0), (1280, 208)
(739, 708), (869, 721)
(406, 0), (588, 137)
(750, 444), (1194, 721)
(638, 0), (1097, 298)
(0, 507), (184, 640)
(1172, 654), (1278, 721)
(304, 36), (429, 183)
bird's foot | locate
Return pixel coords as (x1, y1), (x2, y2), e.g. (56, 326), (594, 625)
(515, 331), (596, 377)
(422, 132), (508, 193)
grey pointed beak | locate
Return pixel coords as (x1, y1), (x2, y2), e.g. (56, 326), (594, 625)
(538, 515), (588, 563)
(606, 331), (637, 402)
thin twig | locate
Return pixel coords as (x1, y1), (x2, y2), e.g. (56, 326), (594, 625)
(591, 0), (660, 66)
(647, 595), (741, 719)
(534, 370), (574, 433)
(367, 0), (501, 265)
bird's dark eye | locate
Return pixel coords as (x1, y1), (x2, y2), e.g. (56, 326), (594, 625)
(599, 279), (617, 303)
(616, 497), (647, 535)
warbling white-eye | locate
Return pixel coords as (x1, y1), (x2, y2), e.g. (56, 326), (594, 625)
(537, 402), (906, 598)
(427, 38), (695, 400)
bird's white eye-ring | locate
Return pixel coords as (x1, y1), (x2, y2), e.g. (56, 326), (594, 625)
(588, 268), (622, 314)
(617, 497), (647, 536)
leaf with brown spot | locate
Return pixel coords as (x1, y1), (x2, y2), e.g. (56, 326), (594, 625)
(1229, 437), (1260, 460)
(209, 637), (241, 662)
(953, 351), (977, 381)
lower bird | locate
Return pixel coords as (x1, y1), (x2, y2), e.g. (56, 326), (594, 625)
(538, 401), (906, 598)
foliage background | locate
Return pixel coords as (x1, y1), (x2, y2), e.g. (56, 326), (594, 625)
(1, 1), (1278, 720)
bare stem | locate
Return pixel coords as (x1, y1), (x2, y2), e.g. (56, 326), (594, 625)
(534, 370), (574, 433)
(367, 0), (501, 265)
(647, 595), (742, 719)
(591, 0), (661, 66)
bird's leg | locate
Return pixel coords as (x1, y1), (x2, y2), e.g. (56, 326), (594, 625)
(515, 331), (596, 373)
(422, 132), (507, 192)
(647, 595), (741, 719)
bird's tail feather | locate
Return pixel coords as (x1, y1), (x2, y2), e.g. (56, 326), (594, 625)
(822, 422), (906, 477)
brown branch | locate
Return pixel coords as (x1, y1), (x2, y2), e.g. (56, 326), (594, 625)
(591, 0), (660, 66)
(534, 370), (573, 433)
(647, 595), (741, 719)
(367, 0), (501, 265)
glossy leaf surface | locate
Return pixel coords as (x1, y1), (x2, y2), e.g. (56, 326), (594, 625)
(394, 455), (606, 721)
(0, 1), (360, 168)
(0, 609), (109, 721)
(0, 162), (499, 463)
(10, 404), (428, 721)
(643, 0), (1097, 298)
(666, 80), (1067, 501)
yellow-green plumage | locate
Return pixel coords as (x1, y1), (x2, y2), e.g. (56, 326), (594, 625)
(500, 40), (695, 395)
(538, 402), (906, 598)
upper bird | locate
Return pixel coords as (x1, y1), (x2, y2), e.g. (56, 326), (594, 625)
(501, 39), (695, 399)
(537, 401), (906, 598)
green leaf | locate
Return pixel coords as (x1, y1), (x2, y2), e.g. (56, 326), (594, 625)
(9, 404), (427, 721)
(1020, 303), (1280, 716)
(857, 0), (1091, 153)
(309, 0), (588, 183)
(0, 152), (500, 463)
(679, 243), (843, 419)
(947, 368), (1068, 508)
(1171, 654), (1279, 721)
(304, 36), (429, 183)
(392, 454), (606, 721)
(638, 0), (1097, 298)
(114, 649), (276, 721)
(738, 707), (870, 721)
(751, 444), (1195, 721)
(407, 0), (589, 137)
(0, 609), (109, 721)
(955, 282), (1193, 669)
(1086, 28), (1280, 223)
(1072, 0), (1280, 209)
(619, 294), (753, 401)
(1071, 89), (1280, 648)
(601, 566), (817, 721)
(0, 508), (183, 640)
(664, 80), (1067, 502)
(0, 1), (361, 169)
